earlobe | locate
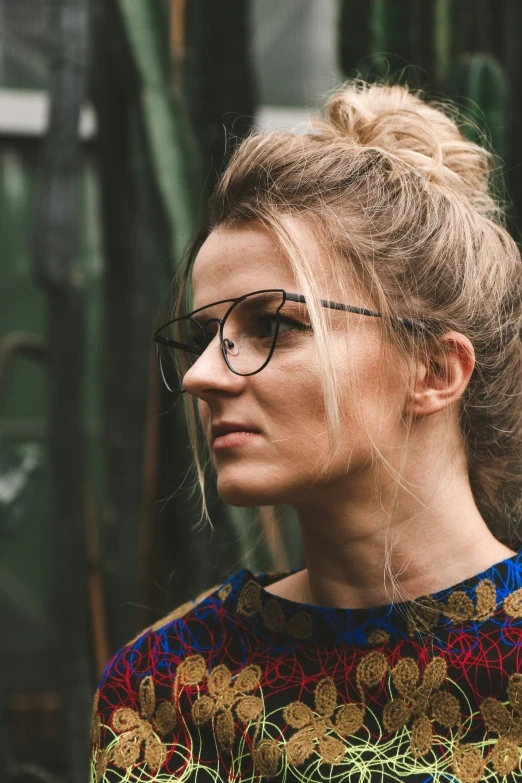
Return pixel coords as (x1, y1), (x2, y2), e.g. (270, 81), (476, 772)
(408, 332), (475, 418)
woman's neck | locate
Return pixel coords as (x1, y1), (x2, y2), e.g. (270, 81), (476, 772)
(266, 452), (516, 609)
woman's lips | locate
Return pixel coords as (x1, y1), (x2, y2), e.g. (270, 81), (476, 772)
(213, 431), (260, 450)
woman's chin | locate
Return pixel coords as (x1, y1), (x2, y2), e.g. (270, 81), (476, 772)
(217, 485), (275, 507)
(216, 474), (284, 507)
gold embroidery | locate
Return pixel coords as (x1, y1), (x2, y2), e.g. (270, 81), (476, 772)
(407, 596), (441, 636)
(284, 678), (364, 768)
(430, 691), (461, 727)
(454, 670), (522, 780)
(480, 671), (522, 749)
(237, 579), (313, 639)
(481, 698), (512, 734)
(262, 599), (286, 633)
(474, 579), (498, 621)
(411, 713), (432, 757)
(90, 690), (101, 747)
(287, 611), (313, 639)
(452, 743), (485, 783)
(504, 586), (522, 618)
(382, 656), (460, 759)
(140, 676), (156, 719)
(490, 737), (520, 775)
(407, 577), (498, 636)
(217, 582), (232, 602)
(367, 628), (391, 646)
(237, 574), (495, 642)
(95, 749), (109, 782)
(509, 672), (522, 712)
(238, 580), (262, 616)
(125, 584), (222, 647)
(91, 641), (522, 781)
(178, 653), (207, 686)
(356, 651), (389, 690)
(254, 738), (283, 778)
(188, 656), (263, 751)
(150, 584), (219, 632)
(108, 677), (176, 774)
(444, 592), (475, 622)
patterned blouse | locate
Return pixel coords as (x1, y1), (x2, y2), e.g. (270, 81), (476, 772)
(91, 549), (522, 782)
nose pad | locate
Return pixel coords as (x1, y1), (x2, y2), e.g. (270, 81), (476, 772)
(224, 337), (239, 356)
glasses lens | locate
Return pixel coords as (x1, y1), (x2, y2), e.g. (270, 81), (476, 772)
(156, 313), (220, 393)
(222, 291), (286, 375)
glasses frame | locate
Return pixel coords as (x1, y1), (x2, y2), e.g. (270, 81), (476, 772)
(153, 288), (428, 394)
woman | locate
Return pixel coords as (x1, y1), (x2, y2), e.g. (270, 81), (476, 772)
(90, 82), (522, 783)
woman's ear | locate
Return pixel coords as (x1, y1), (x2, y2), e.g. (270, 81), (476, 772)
(408, 331), (476, 417)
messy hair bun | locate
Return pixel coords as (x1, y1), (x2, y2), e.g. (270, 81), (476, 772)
(181, 80), (522, 537)
(313, 82), (495, 216)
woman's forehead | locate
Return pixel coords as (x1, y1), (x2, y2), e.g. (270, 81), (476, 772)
(191, 223), (299, 308)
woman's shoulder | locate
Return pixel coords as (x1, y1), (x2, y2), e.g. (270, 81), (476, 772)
(130, 581), (226, 644)
(90, 572), (246, 780)
(99, 574), (238, 681)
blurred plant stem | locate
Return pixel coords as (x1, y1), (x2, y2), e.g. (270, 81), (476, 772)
(91, 0), (176, 653)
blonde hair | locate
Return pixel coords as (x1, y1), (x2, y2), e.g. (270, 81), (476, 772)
(173, 80), (522, 544)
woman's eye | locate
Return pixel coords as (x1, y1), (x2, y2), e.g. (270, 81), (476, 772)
(257, 315), (310, 339)
(278, 318), (300, 335)
(259, 316), (280, 338)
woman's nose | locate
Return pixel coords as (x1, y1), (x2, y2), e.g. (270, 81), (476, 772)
(182, 335), (244, 397)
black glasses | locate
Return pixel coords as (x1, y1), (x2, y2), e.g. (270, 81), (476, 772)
(153, 288), (427, 394)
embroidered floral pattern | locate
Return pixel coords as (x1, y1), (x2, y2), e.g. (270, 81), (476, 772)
(186, 654), (263, 750)
(110, 676), (176, 772)
(237, 580), (313, 639)
(406, 578), (497, 637)
(284, 678), (364, 767)
(477, 672), (522, 775)
(384, 656), (460, 757)
(367, 628), (391, 646)
(504, 586), (522, 618)
(91, 556), (522, 782)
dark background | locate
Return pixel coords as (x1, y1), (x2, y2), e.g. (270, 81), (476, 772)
(1, 1), (520, 780)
